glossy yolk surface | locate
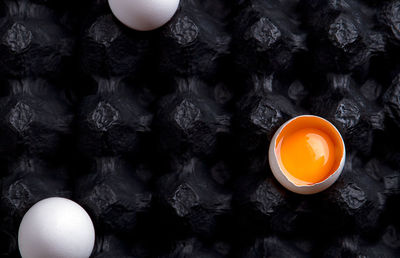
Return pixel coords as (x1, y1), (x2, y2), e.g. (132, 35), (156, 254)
(278, 128), (335, 185)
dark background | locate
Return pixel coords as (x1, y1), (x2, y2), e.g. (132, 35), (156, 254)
(0, 0), (400, 257)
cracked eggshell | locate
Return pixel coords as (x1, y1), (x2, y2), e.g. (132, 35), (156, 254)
(268, 115), (346, 195)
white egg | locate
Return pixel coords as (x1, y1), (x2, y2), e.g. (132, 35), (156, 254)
(268, 115), (346, 195)
(108, 0), (180, 31)
(18, 197), (95, 258)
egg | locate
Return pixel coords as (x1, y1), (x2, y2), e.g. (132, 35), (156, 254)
(269, 115), (345, 194)
(18, 197), (95, 258)
(108, 0), (180, 31)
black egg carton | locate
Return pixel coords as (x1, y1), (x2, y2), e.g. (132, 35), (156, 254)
(0, 0), (400, 257)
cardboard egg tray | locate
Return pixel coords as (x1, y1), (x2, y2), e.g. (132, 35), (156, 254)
(0, 0), (399, 257)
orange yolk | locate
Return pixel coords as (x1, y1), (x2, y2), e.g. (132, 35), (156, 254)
(277, 128), (335, 185)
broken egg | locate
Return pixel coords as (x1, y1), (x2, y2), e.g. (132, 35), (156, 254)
(269, 115), (345, 194)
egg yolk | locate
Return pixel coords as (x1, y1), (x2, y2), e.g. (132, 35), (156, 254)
(277, 128), (335, 185)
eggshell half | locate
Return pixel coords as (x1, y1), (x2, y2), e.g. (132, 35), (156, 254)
(268, 115), (346, 194)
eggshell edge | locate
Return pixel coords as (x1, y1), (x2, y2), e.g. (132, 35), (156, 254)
(268, 115), (346, 195)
